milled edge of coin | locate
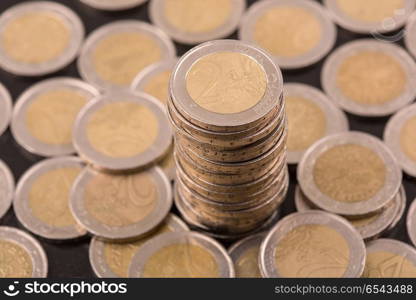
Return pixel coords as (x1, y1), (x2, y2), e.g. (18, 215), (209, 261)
(0, 1), (85, 76)
(407, 199), (416, 247)
(324, 0), (415, 34)
(128, 231), (235, 278)
(384, 103), (416, 177)
(284, 83), (349, 164)
(239, 0), (336, 69)
(0, 82), (12, 137)
(11, 77), (99, 157)
(259, 210), (366, 278)
(170, 39), (283, 131)
(80, 0), (148, 11)
(70, 166), (172, 241)
(149, 0), (246, 45)
(0, 226), (48, 277)
(78, 20), (176, 92)
(73, 91), (173, 172)
(405, 11), (416, 59)
(13, 156), (87, 241)
(0, 159), (14, 220)
(322, 39), (416, 117)
(89, 214), (189, 278)
(298, 131), (402, 216)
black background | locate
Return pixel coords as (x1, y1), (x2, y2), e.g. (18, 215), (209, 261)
(0, 0), (415, 278)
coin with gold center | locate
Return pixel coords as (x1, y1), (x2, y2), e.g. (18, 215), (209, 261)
(0, 160), (13, 220)
(408, 199), (416, 248)
(0, 82), (12, 137)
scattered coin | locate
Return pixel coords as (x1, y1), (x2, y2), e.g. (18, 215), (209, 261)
(0, 82), (12, 137)
(408, 199), (416, 247)
(0, 159), (14, 220)
(0, 1), (84, 76)
(80, 0), (148, 11)
(128, 231), (234, 278)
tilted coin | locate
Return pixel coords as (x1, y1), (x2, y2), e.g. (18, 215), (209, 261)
(128, 231), (234, 278)
(298, 131), (402, 216)
(408, 199), (416, 247)
(89, 214), (188, 278)
(78, 20), (175, 91)
(80, 0), (148, 11)
(73, 91), (172, 172)
(0, 82), (12, 137)
(149, 0), (246, 45)
(260, 211), (366, 278)
(11, 78), (99, 157)
(0, 159), (14, 220)
(322, 39), (416, 117)
(363, 239), (416, 278)
(228, 233), (265, 278)
(0, 226), (47, 278)
(70, 166), (172, 241)
(384, 103), (416, 177)
(0, 1), (84, 76)
(388, 185), (407, 233)
(14, 157), (87, 241)
(239, 0), (336, 69)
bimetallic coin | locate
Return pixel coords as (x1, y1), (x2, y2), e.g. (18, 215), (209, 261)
(363, 239), (416, 278)
(14, 157), (87, 240)
(408, 199), (416, 247)
(285, 83), (349, 164)
(228, 233), (265, 278)
(0, 1), (84, 76)
(384, 103), (416, 177)
(0, 226), (47, 277)
(260, 211), (366, 278)
(70, 166), (172, 241)
(78, 20), (175, 91)
(324, 0), (415, 34)
(0, 160), (14, 220)
(0, 82), (12, 137)
(80, 0), (148, 11)
(73, 91), (172, 172)
(149, 0), (246, 45)
(11, 78), (99, 157)
(158, 144), (175, 182)
(128, 231), (234, 278)
(298, 132), (402, 216)
(239, 0), (336, 69)
(89, 214), (188, 278)
(322, 39), (416, 117)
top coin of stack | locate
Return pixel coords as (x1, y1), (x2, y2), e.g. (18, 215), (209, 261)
(169, 40), (288, 237)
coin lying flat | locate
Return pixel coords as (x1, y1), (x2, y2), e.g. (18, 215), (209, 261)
(128, 231), (234, 278)
(89, 214), (188, 278)
(285, 83), (349, 164)
(324, 0), (415, 34)
(80, 0), (148, 11)
(228, 233), (265, 278)
(363, 239), (416, 278)
(70, 166), (172, 241)
(73, 91), (172, 172)
(11, 78), (99, 157)
(0, 1), (84, 76)
(0, 82), (12, 137)
(298, 131), (402, 216)
(260, 211), (366, 278)
(78, 20), (175, 91)
(14, 157), (87, 241)
(384, 103), (416, 177)
(322, 39), (416, 117)
(408, 199), (416, 247)
(149, 0), (246, 45)
(0, 160), (14, 220)
(0, 226), (47, 277)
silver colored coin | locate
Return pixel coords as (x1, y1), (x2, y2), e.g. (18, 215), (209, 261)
(298, 131), (402, 216)
(73, 91), (173, 172)
(128, 231), (235, 278)
(408, 199), (416, 247)
(11, 78), (99, 157)
(384, 103), (416, 177)
(284, 83), (349, 164)
(0, 82), (12, 137)
(324, 0), (415, 34)
(14, 157), (87, 241)
(89, 214), (188, 278)
(149, 0), (246, 45)
(80, 0), (148, 11)
(260, 211), (366, 278)
(70, 166), (172, 241)
(78, 20), (176, 92)
(0, 1), (84, 76)
(0, 159), (14, 220)
(388, 185), (407, 232)
(405, 11), (416, 59)
(322, 39), (416, 117)
(0, 226), (48, 277)
(239, 0), (336, 69)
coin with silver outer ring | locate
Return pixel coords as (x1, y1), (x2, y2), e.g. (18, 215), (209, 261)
(0, 82), (12, 137)
(0, 159), (14, 220)
(405, 11), (416, 60)
(407, 199), (416, 247)
(80, 0), (148, 11)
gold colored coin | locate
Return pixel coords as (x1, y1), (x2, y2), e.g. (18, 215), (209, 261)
(143, 70), (171, 105)
(335, 0), (404, 23)
(364, 251), (416, 277)
(0, 240), (33, 278)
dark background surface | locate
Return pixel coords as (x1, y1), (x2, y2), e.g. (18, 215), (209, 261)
(0, 0), (415, 278)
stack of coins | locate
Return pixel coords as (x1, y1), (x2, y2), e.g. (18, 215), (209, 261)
(168, 40), (288, 237)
